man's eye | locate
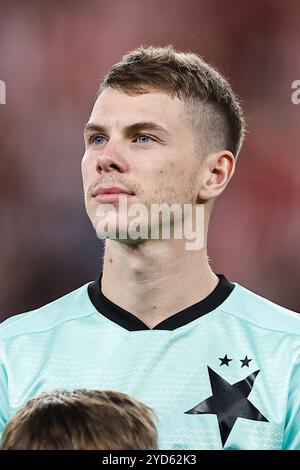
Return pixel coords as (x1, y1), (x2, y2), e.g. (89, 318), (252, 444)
(89, 135), (107, 145)
(135, 134), (154, 144)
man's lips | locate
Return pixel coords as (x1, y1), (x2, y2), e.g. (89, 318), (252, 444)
(93, 186), (135, 203)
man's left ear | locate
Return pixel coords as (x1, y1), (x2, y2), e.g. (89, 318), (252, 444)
(197, 150), (236, 201)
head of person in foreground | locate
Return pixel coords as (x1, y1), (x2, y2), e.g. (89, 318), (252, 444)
(1, 389), (158, 450)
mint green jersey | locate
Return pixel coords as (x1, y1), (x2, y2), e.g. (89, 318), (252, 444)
(1, 274), (300, 450)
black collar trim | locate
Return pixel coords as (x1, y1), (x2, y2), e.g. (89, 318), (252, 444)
(87, 273), (235, 331)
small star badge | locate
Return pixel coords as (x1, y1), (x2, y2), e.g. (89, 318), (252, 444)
(240, 356), (252, 368)
(219, 354), (232, 366)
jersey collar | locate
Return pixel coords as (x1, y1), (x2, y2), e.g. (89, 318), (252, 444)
(88, 273), (235, 331)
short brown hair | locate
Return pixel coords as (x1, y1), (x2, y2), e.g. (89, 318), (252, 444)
(1, 389), (158, 450)
(99, 45), (245, 157)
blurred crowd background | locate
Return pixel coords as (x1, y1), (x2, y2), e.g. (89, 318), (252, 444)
(1, 0), (300, 321)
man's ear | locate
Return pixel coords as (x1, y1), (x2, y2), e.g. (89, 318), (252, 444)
(197, 150), (236, 201)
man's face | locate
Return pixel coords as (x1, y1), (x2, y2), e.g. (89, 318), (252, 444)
(81, 87), (202, 241)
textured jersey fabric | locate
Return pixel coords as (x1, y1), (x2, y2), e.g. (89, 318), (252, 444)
(0, 274), (300, 450)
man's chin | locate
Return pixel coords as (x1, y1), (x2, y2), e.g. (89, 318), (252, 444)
(94, 222), (153, 243)
(112, 237), (146, 246)
(95, 231), (147, 246)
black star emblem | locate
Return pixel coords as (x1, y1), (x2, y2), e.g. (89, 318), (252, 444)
(240, 355), (252, 368)
(185, 367), (268, 446)
(219, 354), (232, 366)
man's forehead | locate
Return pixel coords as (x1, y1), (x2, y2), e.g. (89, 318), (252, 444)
(89, 87), (185, 130)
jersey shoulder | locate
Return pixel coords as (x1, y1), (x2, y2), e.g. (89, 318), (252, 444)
(221, 282), (300, 337)
(0, 282), (94, 341)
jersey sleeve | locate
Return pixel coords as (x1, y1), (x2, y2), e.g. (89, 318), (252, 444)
(0, 351), (9, 441)
(282, 352), (300, 449)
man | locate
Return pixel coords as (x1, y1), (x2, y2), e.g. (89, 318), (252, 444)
(1, 389), (158, 449)
(1, 46), (300, 450)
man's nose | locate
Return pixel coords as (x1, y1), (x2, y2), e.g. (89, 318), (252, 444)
(96, 141), (129, 173)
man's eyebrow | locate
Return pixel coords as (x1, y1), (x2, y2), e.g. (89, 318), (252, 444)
(83, 121), (170, 135)
(84, 122), (106, 134)
(125, 122), (170, 135)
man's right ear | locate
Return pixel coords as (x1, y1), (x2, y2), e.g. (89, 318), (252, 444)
(197, 150), (236, 201)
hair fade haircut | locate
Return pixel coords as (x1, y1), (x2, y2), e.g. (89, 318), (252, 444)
(1, 389), (158, 450)
(99, 45), (246, 158)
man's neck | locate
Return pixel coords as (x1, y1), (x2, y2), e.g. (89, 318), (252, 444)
(101, 238), (219, 329)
